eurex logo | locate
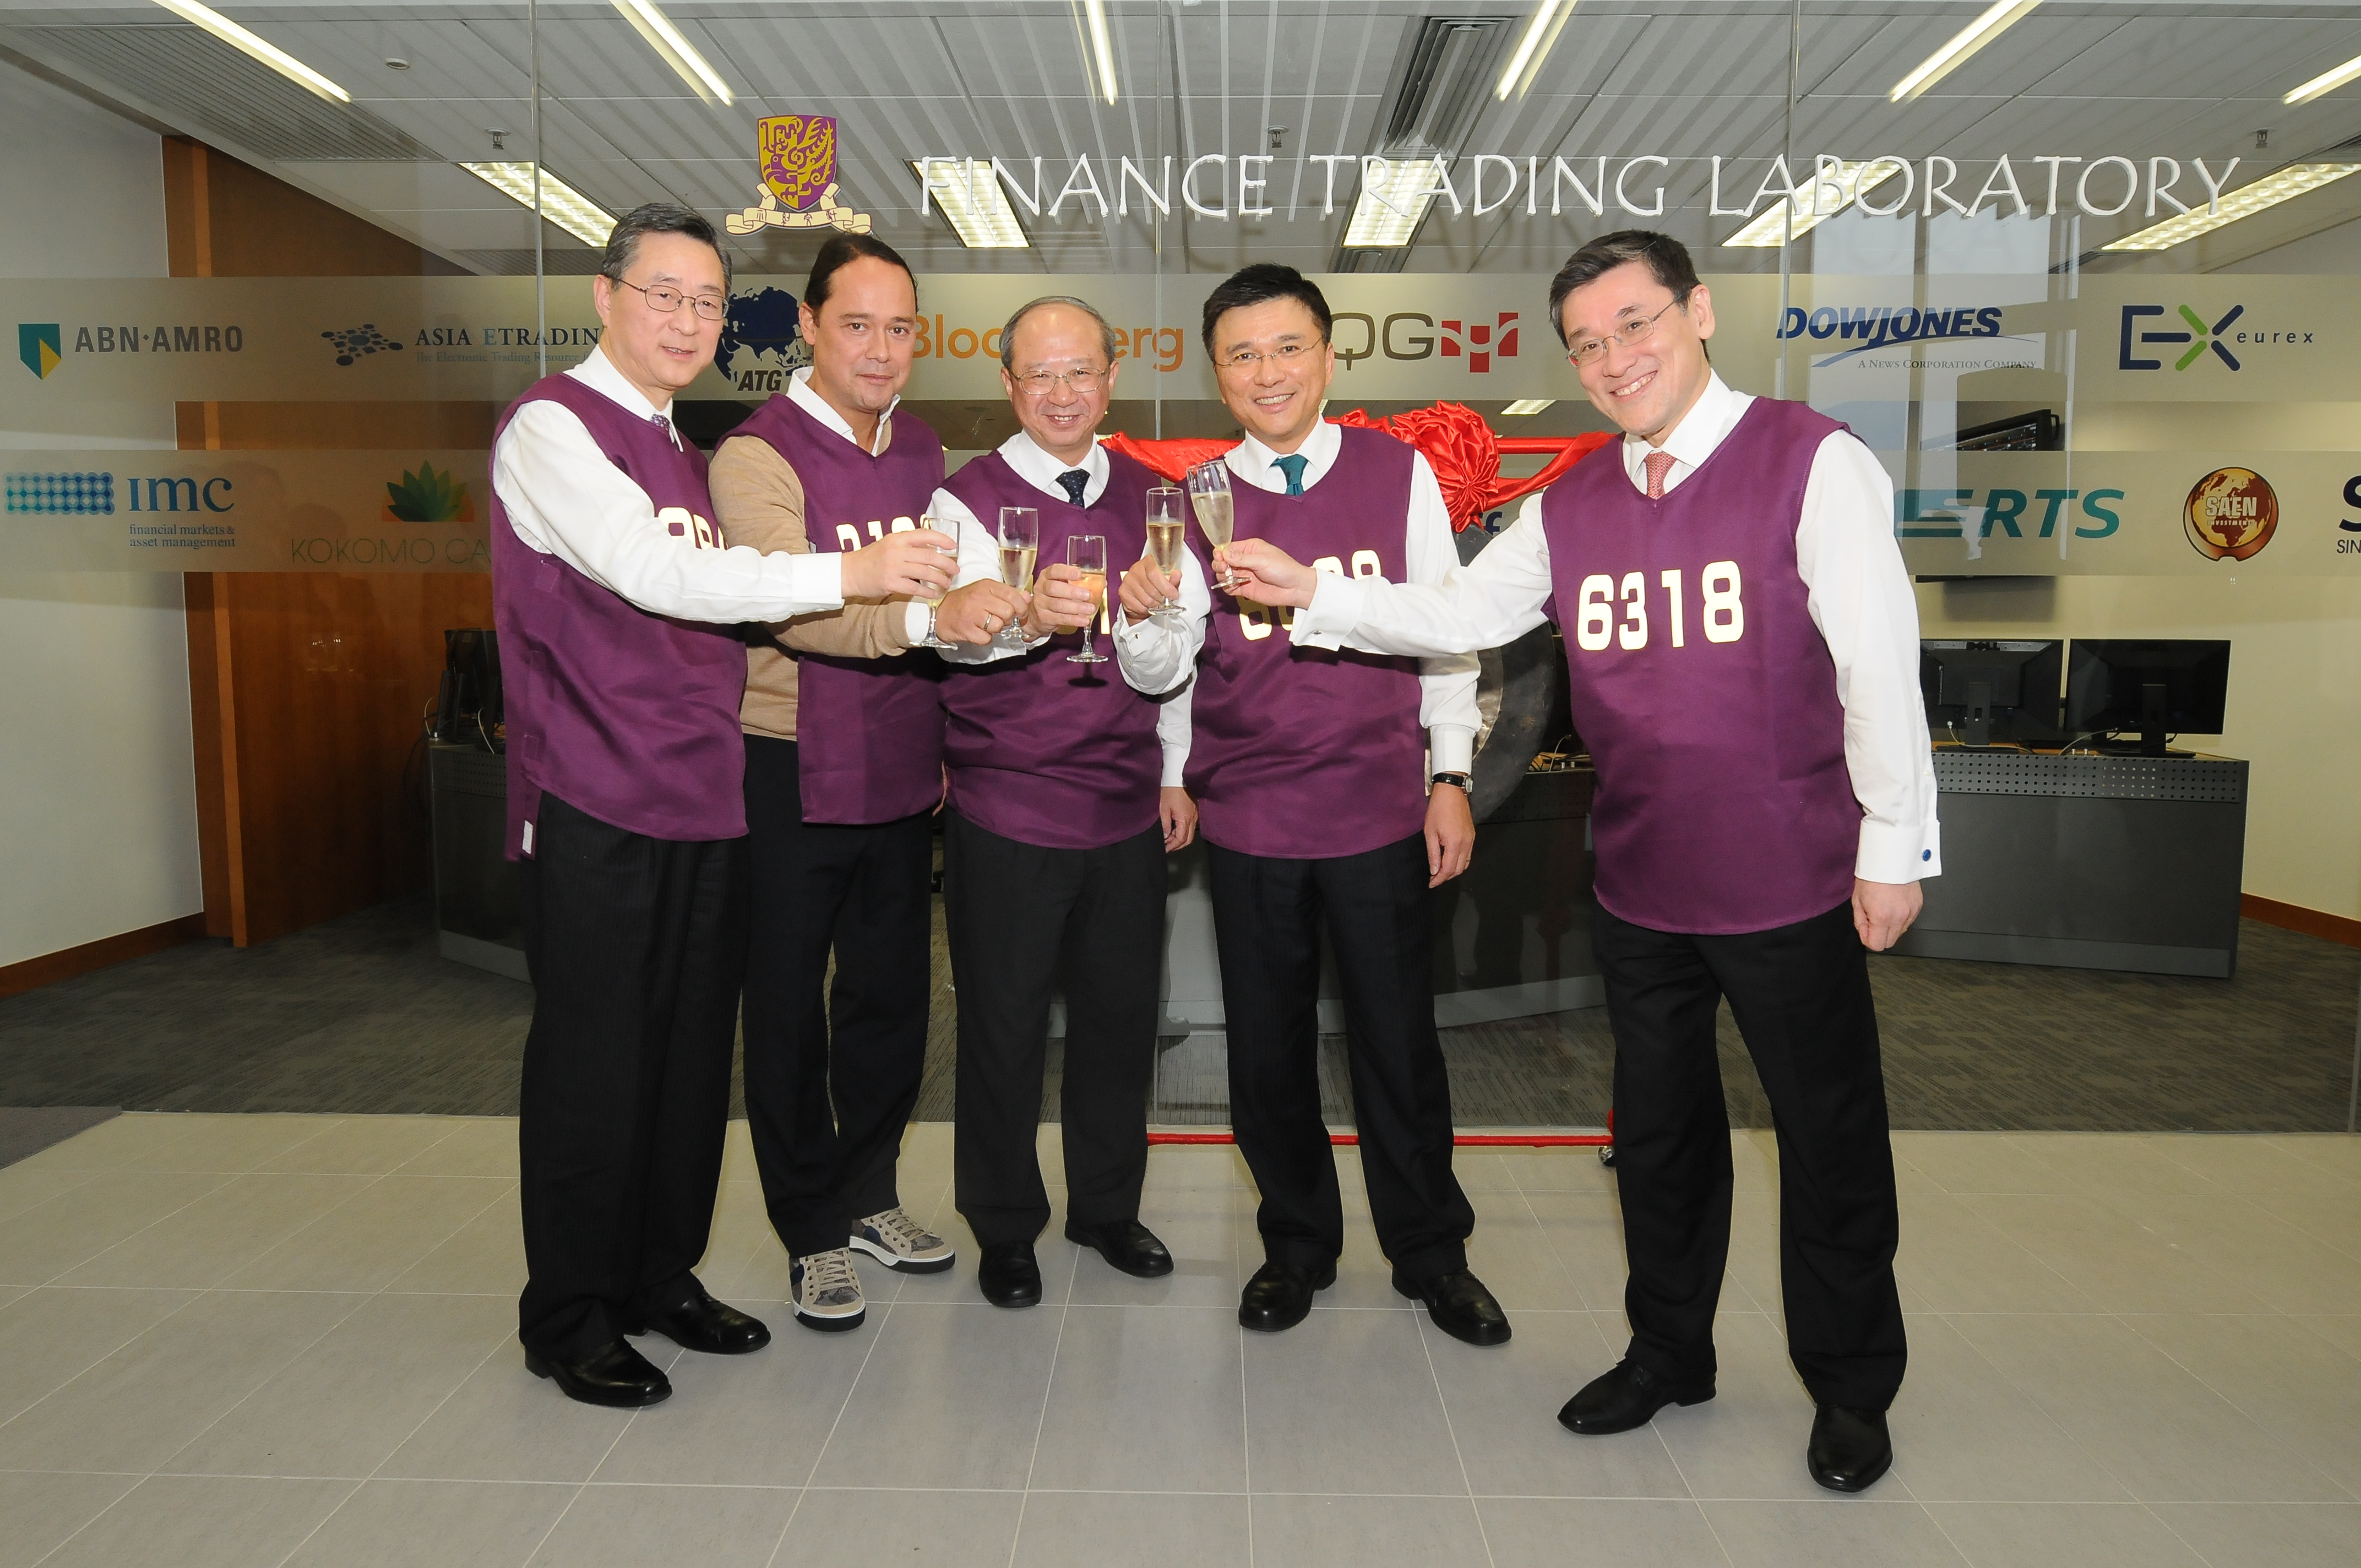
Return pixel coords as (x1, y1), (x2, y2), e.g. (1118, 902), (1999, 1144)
(2120, 304), (2243, 371)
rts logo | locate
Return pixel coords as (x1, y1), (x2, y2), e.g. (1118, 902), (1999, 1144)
(1439, 313), (1519, 373)
(18, 323), (61, 379)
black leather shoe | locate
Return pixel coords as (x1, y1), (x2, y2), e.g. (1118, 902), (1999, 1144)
(526, 1339), (671, 1408)
(1237, 1258), (1335, 1333)
(624, 1282), (771, 1355)
(978, 1240), (1043, 1308)
(1064, 1218), (1175, 1278)
(1557, 1359), (1715, 1435)
(1808, 1404), (1894, 1492)
(1392, 1267), (1511, 1347)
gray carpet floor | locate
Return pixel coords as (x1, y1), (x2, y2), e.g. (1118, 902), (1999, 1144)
(1, 898), (2354, 1133)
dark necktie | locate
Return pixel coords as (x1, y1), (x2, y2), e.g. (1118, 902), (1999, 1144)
(1058, 469), (1090, 507)
(1272, 453), (1308, 496)
(652, 413), (677, 449)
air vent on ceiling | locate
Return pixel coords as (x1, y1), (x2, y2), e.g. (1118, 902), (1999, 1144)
(1379, 17), (1512, 155)
(458, 249), (607, 277)
(16, 23), (439, 160)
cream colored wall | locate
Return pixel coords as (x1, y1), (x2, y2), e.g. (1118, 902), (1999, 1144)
(0, 62), (200, 968)
(1917, 575), (2361, 921)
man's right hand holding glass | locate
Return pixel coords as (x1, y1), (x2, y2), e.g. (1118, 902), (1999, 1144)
(841, 526), (960, 600)
(1117, 556), (1180, 622)
(1214, 538), (1318, 608)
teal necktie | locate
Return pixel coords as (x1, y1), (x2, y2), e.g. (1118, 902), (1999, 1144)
(1272, 453), (1308, 496)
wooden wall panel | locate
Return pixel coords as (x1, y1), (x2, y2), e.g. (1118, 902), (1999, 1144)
(165, 135), (496, 946)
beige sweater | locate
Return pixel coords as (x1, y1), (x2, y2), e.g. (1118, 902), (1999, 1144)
(708, 428), (916, 742)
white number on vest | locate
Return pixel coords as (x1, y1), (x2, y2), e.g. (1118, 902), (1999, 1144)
(657, 507), (721, 549)
(1571, 560), (1743, 652)
(1240, 551), (1377, 639)
(833, 514), (918, 552)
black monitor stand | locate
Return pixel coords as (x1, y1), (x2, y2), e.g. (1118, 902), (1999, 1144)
(2092, 682), (2187, 757)
(1962, 679), (1993, 748)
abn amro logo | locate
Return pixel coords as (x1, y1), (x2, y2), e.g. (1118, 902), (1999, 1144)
(2120, 303), (2243, 371)
(18, 323), (61, 379)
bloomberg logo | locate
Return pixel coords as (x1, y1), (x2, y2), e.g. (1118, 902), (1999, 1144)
(1778, 303), (2006, 366)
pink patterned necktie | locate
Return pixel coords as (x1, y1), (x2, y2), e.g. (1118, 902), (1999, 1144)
(1644, 450), (1677, 500)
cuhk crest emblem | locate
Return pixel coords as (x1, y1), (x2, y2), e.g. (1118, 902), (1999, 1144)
(727, 115), (873, 236)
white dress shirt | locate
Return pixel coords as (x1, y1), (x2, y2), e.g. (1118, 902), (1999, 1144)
(492, 346), (846, 623)
(1112, 417), (1482, 776)
(1295, 373), (1941, 883)
(929, 429), (1189, 785)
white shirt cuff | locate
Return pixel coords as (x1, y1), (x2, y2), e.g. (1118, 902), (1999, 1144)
(903, 598), (933, 645)
(794, 551), (846, 611)
(1857, 819), (1941, 883)
(1160, 750), (1187, 787)
(1428, 725), (1475, 776)
(1291, 573), (1366, 650)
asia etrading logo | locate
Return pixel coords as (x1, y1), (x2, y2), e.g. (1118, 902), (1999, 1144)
(1776, 303), (2007, 366)
(323, 324), (405, 366)
(2184, 467), (2277, 560)
(18, 323), (61, 379)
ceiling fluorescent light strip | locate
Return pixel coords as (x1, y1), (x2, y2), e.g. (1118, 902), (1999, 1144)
(1723, 160), (1902, 247)
(911, 160), (1030, 249)
(460, 163), (618, 248)
(1502, 399), (1555, 415)
(1890, 0), (2041, 104)
(1344, 156), (1448, 248)
(1498, 0), (1576, 101)
(612, 0), (734, 105)
(1084, 0), (1119, 105)
(149, 0), (349, 102)
(2284, 52), (2361, 106)
(2101, 162), (2361, 252)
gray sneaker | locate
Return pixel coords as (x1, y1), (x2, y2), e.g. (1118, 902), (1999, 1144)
(790, 1247), (866, 1332)
(850, 1207), (956, 1274)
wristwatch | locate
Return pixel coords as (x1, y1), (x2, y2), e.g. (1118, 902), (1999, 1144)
(1430, 771), (1471, 792)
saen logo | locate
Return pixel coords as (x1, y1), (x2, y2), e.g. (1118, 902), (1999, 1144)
(18, 323), (61, 379)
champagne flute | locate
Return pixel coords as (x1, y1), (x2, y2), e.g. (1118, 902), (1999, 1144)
(917, 512), (959, 643)
(994, 506), (1038, 648)
(1187, 460), (1239, 593)
(1065, 534), (1108, 665)
(1145, 486), (1186, 620)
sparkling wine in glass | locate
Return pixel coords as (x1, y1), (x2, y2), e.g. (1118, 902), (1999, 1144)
(1187, 460), (1238, 592)
(1145, 486), (1186, 620)
(917, 513), (960, 635)
(1065, 533), (1108, 665)
(995, 506), (1038, 647)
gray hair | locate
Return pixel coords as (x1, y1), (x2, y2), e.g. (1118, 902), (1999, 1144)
(600, 202), (732, 290)
(1000, 295), (1120, 371)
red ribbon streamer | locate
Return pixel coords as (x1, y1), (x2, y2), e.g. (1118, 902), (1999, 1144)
(1099, 400), (1617, 530)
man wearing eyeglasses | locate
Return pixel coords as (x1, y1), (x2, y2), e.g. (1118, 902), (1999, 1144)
(709, 232), (1025, 1338)
(1113, 263), (1508, 1349)
(492, 205), (958, 1408)
(919, 296), (1197, 1308)
(1221, 231), (1938, 1493)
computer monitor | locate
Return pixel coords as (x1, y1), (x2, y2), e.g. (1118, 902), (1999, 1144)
(1919, 639), (2063, 747)
(2064, 640), (2230, 756)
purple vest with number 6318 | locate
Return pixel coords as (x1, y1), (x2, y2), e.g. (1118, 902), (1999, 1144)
(490, 372), (747, 856)
(731, 393), (946, 824)
(939, 447), (1164, 850)
(1540, 396), (1860, 935)
(1185, 426), (1428, 859)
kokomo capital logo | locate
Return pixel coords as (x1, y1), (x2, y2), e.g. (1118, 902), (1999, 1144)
(382, 462), (474, 523)
(727, 115), (874, 236)
(18, 323), (61, 379)
(2184, 467), (2277, 560)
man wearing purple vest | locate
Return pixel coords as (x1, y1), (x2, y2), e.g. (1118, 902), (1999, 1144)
(926, 296), (1198, 1308)
(1114, 264), (1510, 1349)
(708, 233), (1021, 1335)
(491, 205), (957, 1408)
(1222, 231), (1940, 1491)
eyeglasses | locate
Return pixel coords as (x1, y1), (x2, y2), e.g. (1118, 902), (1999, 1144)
(1012, 366), (1107, 396)
(1565, 293), (1690, 368)
(1216, 340), (1324, 372)
(614, 277), (728, 322)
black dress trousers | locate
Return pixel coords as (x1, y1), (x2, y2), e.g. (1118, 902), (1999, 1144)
(944, 810), (1164, 1246)
(739, 733), (935, 1260)
(1207, 833), (1475, 1282)
(516, 792), (748, 1362)
(1591, 896), (1907, 1411)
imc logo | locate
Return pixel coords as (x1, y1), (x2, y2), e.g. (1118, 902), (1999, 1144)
(18, 324), (60, 379)
(2120, 304), (2243, 371)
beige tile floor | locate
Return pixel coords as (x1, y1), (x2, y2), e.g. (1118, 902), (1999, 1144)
(1, 1114), (2358, 1567)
